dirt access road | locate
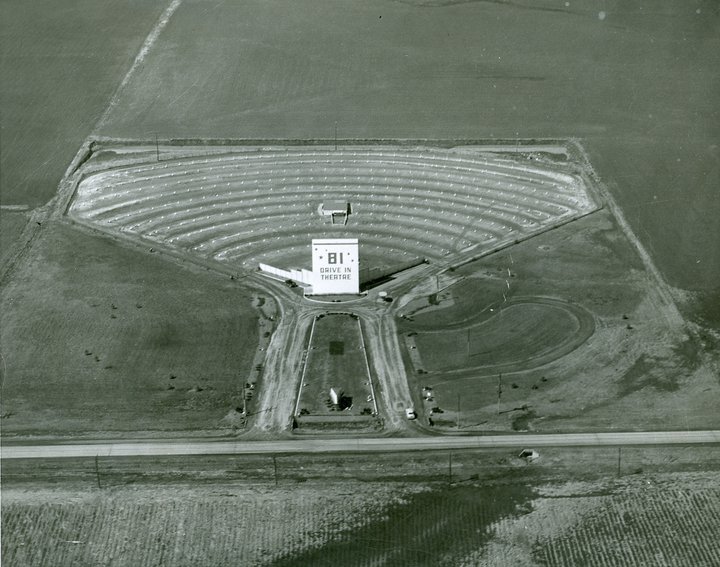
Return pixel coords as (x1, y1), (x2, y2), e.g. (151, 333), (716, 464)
(3, 430), (719, 460)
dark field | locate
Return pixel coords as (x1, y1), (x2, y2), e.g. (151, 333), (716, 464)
(0, 222), (260, 436)
(0, 0), (166, 207)
(0, 0), (167, 274)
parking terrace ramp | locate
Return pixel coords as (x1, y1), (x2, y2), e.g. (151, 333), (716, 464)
(68, 147), (597, 268)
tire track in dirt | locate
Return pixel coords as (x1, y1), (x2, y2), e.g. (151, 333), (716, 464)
(251, 306), (314, 434)
(361, 313), (414, 432)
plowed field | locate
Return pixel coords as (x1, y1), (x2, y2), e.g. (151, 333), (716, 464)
(3, 472), (719, 567)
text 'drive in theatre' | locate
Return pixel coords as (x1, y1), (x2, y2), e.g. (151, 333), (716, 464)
(311, 239), (359, 294)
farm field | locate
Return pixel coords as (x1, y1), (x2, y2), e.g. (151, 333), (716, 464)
(464, 472), (720, 567)
(0, 0), (166, 208)
(398, 207), (720, 432)
(3, 462), (719, 567)
(0, 221), (265, 437)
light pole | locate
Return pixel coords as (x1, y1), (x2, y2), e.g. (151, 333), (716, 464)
(497, 373), (502, 415)
(456, 393), (460, 429)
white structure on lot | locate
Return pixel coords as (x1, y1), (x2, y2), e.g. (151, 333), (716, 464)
(320, 201), (350, 225)
(257, 263), (314, 286)
(330, 387), (343, 406)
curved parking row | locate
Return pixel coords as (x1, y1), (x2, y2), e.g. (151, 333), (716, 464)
(70, 148), (595, 266)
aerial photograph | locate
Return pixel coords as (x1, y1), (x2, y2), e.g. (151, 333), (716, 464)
(1, 0), (719, 565)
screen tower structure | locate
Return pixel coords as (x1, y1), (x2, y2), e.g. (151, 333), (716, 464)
(311, 238), (359, 294)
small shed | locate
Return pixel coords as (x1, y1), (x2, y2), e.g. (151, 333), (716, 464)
(320, 201), (350, 225)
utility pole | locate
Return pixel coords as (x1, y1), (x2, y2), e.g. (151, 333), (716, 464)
(617, 447), (622, 477)
(334, 121), (338, 151)
(273, 455), (278, 487)
(94, 455), (102, 489)
(497, 373), (502, 415)
(448, 452), (453, 484)
(242, 374), (247, 417)
(155, 134), (160, 162)
(456, 393), (460, 429)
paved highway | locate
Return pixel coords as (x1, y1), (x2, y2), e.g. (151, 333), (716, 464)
(3, 430), (720, 460)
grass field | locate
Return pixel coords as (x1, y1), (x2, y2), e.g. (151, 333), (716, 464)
(0, 210), (28, 266)
(296, 313), (374, 417)
(399, 207), (720, 432)
(0, 221), (262, 436)
(410, 298), (593, 372)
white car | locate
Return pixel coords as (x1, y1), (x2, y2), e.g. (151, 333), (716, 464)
(405, 408), (417, 420)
